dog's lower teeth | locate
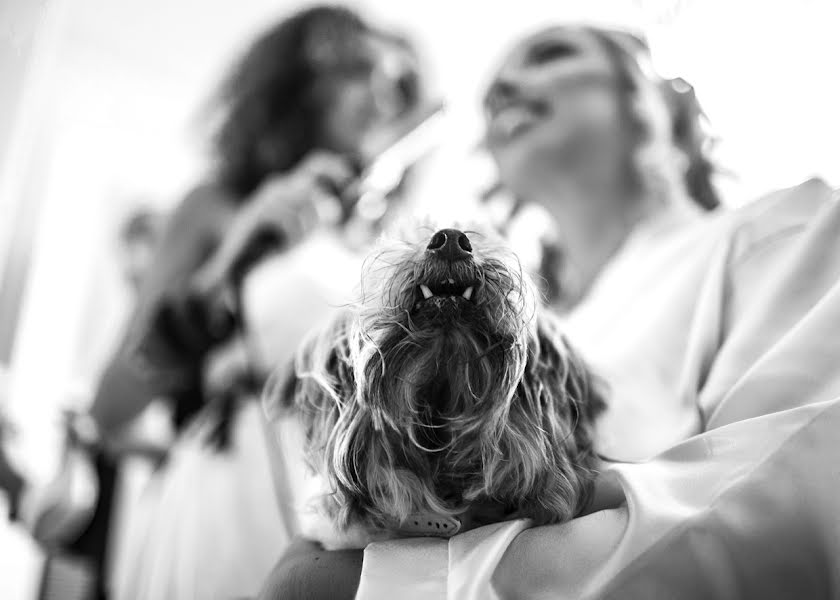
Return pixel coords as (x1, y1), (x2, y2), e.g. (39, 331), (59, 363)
(420, 284), (434, 299)
(462, 286), (473, 300)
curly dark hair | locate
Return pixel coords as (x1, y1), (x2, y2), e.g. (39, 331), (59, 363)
(211, 5), (370, 198)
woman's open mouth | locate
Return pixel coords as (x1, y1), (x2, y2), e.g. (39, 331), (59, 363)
(488, 101), (549, 142)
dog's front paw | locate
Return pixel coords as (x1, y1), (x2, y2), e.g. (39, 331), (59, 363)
(301, 514), (394, 550)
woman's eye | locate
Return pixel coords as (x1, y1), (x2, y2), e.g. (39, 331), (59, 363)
(395, 71), (419, 110)
(527, 42), (577, 65)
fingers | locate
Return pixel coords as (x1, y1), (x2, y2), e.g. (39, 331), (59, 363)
(203, 337), (250, 397)
(308, 185), (344, 227)
(255, 150), (358, 230)
(255, 151), (355, 204)
(296, 151), (358, 196)
(194, 151), (358, 297)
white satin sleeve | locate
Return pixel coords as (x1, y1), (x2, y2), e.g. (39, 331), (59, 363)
(357, 519), (532, 600)
(356, 181), (840, 599)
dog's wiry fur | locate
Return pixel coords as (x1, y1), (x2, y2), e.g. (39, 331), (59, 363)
(266, 226), (605, 547)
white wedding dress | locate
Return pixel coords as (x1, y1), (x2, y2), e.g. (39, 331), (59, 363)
(357, 179), (840, 599)
(112, 231), (362, 600)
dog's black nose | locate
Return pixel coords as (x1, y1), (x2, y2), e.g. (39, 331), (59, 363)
(427, 229), (472, 261)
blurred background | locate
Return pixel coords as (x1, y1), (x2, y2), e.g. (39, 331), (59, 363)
(0, 0), (838, 596)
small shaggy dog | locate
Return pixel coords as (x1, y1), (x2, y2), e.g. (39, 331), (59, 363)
(266, 227), (605, 549)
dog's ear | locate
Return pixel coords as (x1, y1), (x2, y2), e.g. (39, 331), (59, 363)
(494, 312), (606, 523)
(262, 309), (447, 531)
(262, 309), (356, 425)
(533, 314), (607, 432)
(262, 357), (300, 420)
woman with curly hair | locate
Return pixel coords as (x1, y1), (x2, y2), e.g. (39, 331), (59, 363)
(93, 4), (423, 438)
(76, 6), (426, 599)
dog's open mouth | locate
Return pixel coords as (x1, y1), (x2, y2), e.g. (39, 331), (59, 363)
(414, 278), (478, 313)
(420, 279), (475, 301)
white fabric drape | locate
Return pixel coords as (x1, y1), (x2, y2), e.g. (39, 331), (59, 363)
(357, 179), (840, 599)
(112, 402), (289, 600)
(113, 232), (363, 599)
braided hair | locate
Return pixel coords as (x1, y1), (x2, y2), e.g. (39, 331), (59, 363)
(588, 28), (720, 211)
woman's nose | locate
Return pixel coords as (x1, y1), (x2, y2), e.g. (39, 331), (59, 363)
(484, 79), (519, 116)
(426, 229), (472, 261)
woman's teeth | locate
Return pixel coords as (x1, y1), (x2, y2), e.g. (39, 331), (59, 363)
(493, 106), (541, 139)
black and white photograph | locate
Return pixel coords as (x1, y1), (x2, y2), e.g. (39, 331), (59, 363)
(1, 0), (839, 598)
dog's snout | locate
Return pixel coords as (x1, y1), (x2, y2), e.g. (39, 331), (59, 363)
(426, 229), (472, 261)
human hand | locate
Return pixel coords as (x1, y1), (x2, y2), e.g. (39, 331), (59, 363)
(193, 152), (357, 301)
(202, 336), (254, 399)
(247, 150), (357, 241)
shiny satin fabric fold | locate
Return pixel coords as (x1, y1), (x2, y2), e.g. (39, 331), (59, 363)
(356, 180), (840, 599)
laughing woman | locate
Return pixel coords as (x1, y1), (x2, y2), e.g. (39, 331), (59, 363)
(482, 26), (837, 462)
(263, 25), (840, 600)
(474, 27), (840, 600)
(482, 26), (724, 459)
